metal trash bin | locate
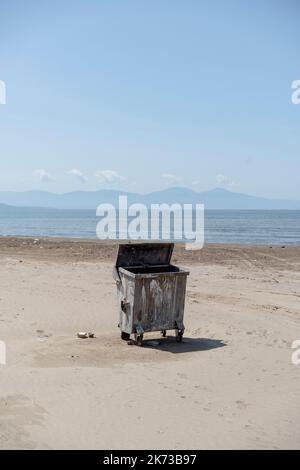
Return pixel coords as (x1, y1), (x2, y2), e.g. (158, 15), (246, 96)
(113, 243), (189, 346)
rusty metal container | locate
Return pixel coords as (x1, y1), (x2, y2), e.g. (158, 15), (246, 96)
(113, 243), (189, 346)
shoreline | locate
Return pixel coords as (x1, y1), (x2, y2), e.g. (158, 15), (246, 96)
(2, 233), (300, 245)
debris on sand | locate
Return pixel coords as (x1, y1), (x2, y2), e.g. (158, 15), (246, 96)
(77, 332), (95, 339)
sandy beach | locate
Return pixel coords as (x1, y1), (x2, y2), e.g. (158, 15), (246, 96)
(0, 237), (299, 450)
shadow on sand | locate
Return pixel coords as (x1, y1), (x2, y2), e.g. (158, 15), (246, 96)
(141, 336), (226, 354)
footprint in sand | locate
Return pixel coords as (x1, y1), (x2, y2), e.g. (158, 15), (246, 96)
(236, 400), (248, 410)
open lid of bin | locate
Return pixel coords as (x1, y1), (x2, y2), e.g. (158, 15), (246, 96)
(115, 243), (174, 269)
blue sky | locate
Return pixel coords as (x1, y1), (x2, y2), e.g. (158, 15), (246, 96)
(0, 0), (299, 198)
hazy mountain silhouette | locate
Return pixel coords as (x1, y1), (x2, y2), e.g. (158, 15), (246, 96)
(0, 188), (299, 210)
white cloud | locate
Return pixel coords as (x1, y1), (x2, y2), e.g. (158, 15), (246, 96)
(95, 170), (125, 184)
(162, 173), (182, 185)
(192, 180), (200, 186)
(35, 169), (53, 182)
(215, 174), (238, 188)
(68, 168), (88, 183)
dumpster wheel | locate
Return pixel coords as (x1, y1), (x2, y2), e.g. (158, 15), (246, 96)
(121, 331), (130, 341)
(175, 330), (183, 342)
(134, 333), (144, 347)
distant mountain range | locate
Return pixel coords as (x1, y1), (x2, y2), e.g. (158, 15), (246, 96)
(0, 188), (299, 210)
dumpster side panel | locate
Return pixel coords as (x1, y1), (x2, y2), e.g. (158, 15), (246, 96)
(132, 273), (188, 332)
(118, 273), (136, 334)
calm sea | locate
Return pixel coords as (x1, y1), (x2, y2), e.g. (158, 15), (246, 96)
(0, 208), (299, 245)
